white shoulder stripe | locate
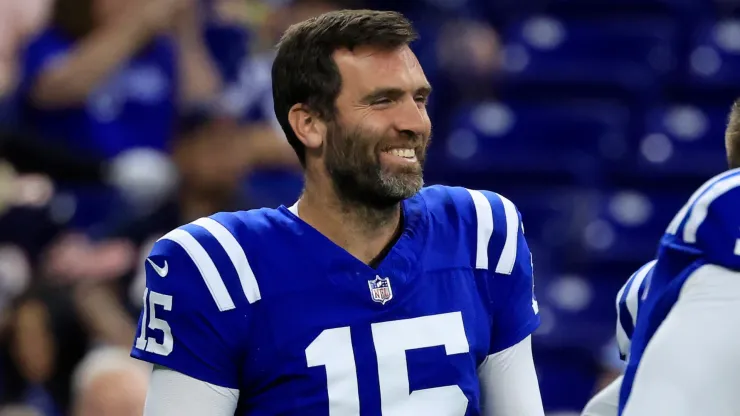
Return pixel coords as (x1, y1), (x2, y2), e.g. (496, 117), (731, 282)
(615, 282), (630, 357)
(495, 195), (519, 275)
(625, 260), (655, 325)
(666, 168), (739, 235)
(467, 189), (494, 269)
(159, 229), (236, 311)
(683, 174), (740, 243)
(193, 218), (261, 304)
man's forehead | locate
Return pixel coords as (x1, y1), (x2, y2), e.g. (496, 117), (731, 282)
(333, 45), (426, 89)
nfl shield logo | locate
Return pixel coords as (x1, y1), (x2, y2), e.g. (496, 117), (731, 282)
(368, 276), (393, 305)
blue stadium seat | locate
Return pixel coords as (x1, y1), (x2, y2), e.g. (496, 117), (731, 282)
(534, 270), (623, 348)
(544, 0), (707, 15)
(501, 16), (678, 92)
(632, 103), (729, 177)
(430, 100), (629, 183)
(685, 19), (740, 89)
(575, 188), (691, 263)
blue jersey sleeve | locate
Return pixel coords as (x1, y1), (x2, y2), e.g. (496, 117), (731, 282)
(665, 169), (740, 271)
(130, 220), (253, 389)
(473, 191), (540, 354)
(694, 183), (740, 270)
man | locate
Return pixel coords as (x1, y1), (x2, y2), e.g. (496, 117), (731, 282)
(131, 10), (545, 416)
(581, 99), (740, 416)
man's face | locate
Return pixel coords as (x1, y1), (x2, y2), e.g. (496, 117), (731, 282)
(323, 45), (433, 208)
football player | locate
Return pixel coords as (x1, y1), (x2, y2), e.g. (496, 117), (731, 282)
(582, 99), (740, 416)
(131, 10), (545, 416)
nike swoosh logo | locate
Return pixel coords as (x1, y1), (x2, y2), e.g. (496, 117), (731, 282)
(147, 258), (168, 277)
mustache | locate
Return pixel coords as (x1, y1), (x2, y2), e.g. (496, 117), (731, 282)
(378, 131), (431, 151)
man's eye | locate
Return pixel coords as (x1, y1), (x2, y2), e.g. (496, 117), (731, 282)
(373, 98), (392, 105)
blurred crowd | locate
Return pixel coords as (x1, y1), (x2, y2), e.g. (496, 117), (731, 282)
(0, 0), (739, 415)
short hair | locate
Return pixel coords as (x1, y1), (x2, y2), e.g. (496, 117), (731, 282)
(726, 99), (740, 169)
(272, 9), (418, 166)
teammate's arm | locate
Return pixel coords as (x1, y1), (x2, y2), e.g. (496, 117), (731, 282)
(143, 366), (238, 416)
(621, 265), (740, 416)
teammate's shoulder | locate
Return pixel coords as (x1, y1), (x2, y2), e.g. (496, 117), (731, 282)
(663, 168), (740, 258)
(617, 260), (656, 309)
(615, 260), (656, 360)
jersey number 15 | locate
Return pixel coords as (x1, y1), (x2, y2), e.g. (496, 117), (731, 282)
(134, 288), (173, 356)
(306, 311), (470, 416)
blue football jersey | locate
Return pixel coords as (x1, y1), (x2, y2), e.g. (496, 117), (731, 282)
(130, 185), (540, 415)
(614, 260), (656, 361)
(618, 168), (740, 413)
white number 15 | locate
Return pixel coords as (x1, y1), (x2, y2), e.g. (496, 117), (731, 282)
(305, 312), (470, 416)
(134, 288), (173, 356)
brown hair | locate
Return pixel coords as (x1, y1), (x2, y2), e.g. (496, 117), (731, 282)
(271, 9), (418, 166)
(726, 98), (740, 169)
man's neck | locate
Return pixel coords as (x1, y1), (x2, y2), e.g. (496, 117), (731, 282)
(296, 177), (402, 266)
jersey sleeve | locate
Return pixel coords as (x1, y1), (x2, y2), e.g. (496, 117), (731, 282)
(130, 221), (252, 389)
(694, 183), (740, 270)
(469, 190), (541, 355)
(615, 260), (656, 360)
(666, 169), (740, 270)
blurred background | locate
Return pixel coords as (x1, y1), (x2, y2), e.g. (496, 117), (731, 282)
(0, 0), (739, 414)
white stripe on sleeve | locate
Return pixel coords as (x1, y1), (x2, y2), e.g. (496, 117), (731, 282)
(467, 189), (495, 270)
(159, 229), (236, 311)
(193, 218), (261, 304)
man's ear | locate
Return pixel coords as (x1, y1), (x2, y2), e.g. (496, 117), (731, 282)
(288, 104), (326, 150)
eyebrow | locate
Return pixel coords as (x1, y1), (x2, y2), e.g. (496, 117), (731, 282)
(360, 85), (433, 105)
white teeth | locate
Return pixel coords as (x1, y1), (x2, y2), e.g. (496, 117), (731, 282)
(387, 148), (415, 158)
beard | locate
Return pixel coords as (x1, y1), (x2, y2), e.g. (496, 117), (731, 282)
(323, 121), (428, 210)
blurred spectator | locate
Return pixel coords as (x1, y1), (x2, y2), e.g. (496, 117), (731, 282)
(1, 286), (88, 415)
(0, 405), (42, 416)
(70, 347), (149, 416)
(15, 0), (221, 228)
(0, 0), (49, 98)
(36, 111), (282, 347)
(104, 113), (269, 316)
(0, 161), (67, 332)
(1, 129), (106, 184)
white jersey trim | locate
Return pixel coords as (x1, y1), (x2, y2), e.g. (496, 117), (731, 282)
(614, 282), (630, 359)
(193, 218), (261, 304)
(159, 229), (236, 312)
(467, 189), (495, 270)
(683, 174), (740, 243)
(625, 261), (654, 326)
(495, 195), (519, 275)
(666, 168), (740, 235)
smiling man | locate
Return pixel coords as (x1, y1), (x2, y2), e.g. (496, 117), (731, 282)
(131, 9), (544, 416)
